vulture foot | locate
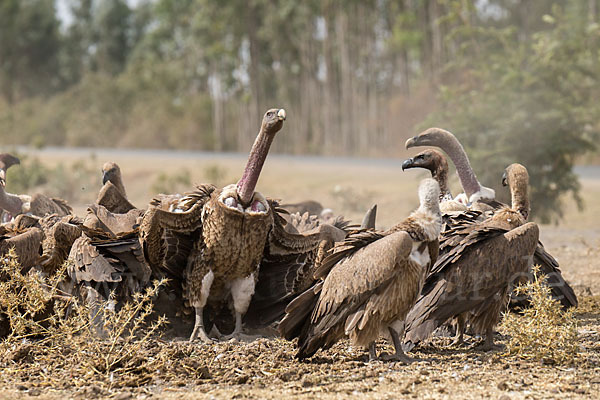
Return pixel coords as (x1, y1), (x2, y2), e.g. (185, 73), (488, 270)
(189, 306), (214, 343)
(368, 342), (378, 362)
(381, 352), (417, 364)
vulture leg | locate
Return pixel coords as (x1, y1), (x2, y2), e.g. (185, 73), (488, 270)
(384, 324), (416, 364)
(87, 285), (107, 338)
(368, 342), (378, 362)
(450, 315), (466, 347)
(224, 273), (256, 340)
(479, 327), (500, 351)
(190, 306), (213, 343)
(189, 270), (215, 343)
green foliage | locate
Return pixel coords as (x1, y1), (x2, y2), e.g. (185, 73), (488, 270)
(425, 1), (600, 222)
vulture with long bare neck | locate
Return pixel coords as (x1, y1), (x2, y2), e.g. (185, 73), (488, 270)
(279, 179), (442, 362)
(403, 130), (577, 311)
(96, 162), (136, 214)
(403, 164), (540, 351)
(0, 154), (72, 220)
(141, 109), (345, 342)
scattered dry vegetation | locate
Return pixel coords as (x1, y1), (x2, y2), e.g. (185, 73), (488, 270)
(499, 266), (579, 365)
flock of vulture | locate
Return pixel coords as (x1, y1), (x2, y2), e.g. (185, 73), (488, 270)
(0, 108), (577, 362)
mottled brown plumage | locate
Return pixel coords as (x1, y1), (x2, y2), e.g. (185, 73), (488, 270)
(0, 225), (43, 273)
(68, 205), (151, 333)
(279, 179), (442, 361)
(140, 108), (325, 342)
(403, 164), (540, 351)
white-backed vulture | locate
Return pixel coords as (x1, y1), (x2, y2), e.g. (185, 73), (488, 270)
(403, 164), (540, 351)
(96, 162), (137, 214)
(0, 154), (72, 220)
(140, 109), (346, 343)
(404, 131), (577, 310)
(278, 179), (442, 361)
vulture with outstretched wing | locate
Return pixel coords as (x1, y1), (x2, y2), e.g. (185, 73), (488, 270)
(140, 109), (345, 343)
(279, 179), (442, 361)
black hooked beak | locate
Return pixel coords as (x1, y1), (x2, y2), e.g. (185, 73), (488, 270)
(502, 171), (507, 187)
(402, 158), (414, 171)
(102, 170), (109, 185)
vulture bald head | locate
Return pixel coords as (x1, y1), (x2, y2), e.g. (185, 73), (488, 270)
(0, 154), (20, 187)
(502, 163), (530, 220)
(102, 162), (122, 185)
(261, 108), (286, 135)
(237, 108), (286, 206)
(405, 127), (454, 150)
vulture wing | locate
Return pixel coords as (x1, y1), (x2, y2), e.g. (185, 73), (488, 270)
(289, 231), (413, 359)
(96, 182), (136, 214)
(244, 205), (351, 328)
(404, 222), (539, 351)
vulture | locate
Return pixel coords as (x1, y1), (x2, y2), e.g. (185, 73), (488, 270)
(0, 154), (72, 220)
(404, 130), (577, 310)
(68, 205), (150, 331)
(140, 109), (345, 343)
(278, 179), (442, 362)
(96, 162), (137, 214)
(403, 164), (540, 351)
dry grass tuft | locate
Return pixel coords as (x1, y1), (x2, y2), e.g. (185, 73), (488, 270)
(499, 265), (579, 365)
(0, 252), (169, 389)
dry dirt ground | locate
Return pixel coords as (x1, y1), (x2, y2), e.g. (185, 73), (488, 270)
(2, 150), (599, 399)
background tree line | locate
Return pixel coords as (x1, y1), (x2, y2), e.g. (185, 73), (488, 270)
(0, 0), (599, 221)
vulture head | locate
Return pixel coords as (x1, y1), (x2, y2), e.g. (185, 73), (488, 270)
(402, 149), (448, 177)
(502, 163), (530, 220)
(262, 108), (287, 135)
(404, 127), (454, 149)
(236, 108), (286, 207)
(0, 153), (20, 188)
(102, 162), (122, 185)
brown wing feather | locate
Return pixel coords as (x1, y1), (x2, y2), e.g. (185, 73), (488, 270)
(96, 182), (136, 214)
(404, 222), (539, 350)
(290, 231), (413, 358)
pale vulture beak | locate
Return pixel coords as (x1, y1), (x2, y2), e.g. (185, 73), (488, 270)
(405, 137), (417, 149)
(277, 109), (286, 121)
(0, 169), (5, 188)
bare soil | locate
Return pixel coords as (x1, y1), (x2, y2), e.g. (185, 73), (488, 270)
(2, 151), (599, 399)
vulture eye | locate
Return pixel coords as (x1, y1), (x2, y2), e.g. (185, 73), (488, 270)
(267, 112), (274, 117)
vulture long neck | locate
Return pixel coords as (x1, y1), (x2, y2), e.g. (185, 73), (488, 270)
(510, 179), (530, 220)
(237, 126), (275, 206)
(0, 186), (24, 216)
(430, 166), (451, 201)
(435, 135), (481, 199)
